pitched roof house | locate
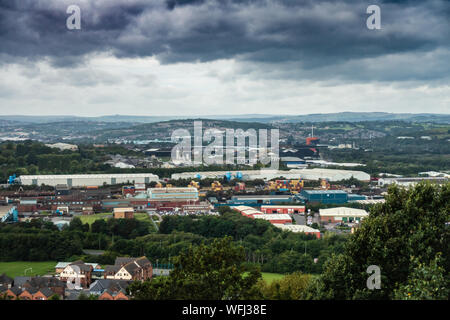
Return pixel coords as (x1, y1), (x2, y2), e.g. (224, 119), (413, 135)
(99, 289), (129, 300)
(32, 287), (56, 300)
(103, 256), (152, 281)
(89, 279), (132, 296)
(60, 262), (94, 288)
(13, 276), (31, 287)
(19, 287), (38, 300)
(0, 273), (13, 288)
(4, 286), (22, 300)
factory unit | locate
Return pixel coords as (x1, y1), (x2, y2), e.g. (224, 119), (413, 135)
(147, 187), (199, 201)
(252, 214), (292, 224)
(297, 190), (349, 204)
(272, 224), (321, 238)
(319, 207), (369, 223)
(180, 202), (214, 214)
(260, 205), (305, 214)
(0, 206), (18, 223)
(233, 206), (292, 224)
(227, 195), (296, 207)
(19, 174), (159, 187)
(377, 176), (449, 187)
(148, 187), (201, 211)
(233, 205), (265, 217)
(113, 207), (134, 219)
(171, 168), (370, 182)
(17, 199), (38, 213)
(280, 157), (308, 169)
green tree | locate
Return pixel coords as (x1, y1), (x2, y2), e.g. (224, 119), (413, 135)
(128, 237), (262, 300)
(258, 272), (312, 300)
(311, 182), (450, 300)
(393, 253), (449, 300)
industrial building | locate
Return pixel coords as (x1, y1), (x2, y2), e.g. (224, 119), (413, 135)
(113, 208), (134, 219)
(260, 205), (305, 214)
(0, 206), (18, 223)
(147, 187), (199, 201)
(227, 195), (295, 206)
(319, 207), (369, 223)
(171, 168), (370, 182)
(233, 206), (292, 224)
(252, 214), (292, 224)
(233, 205), (265, 217)
(298, 190), (349, 204)
(272, 224), (321, 238)
(377, 176), (449, 187)
(280, 157), (308, 168)
(19, 174), (159, 187)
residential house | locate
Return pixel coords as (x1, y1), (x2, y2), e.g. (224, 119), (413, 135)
(3, 286), (22, 300)
(19, 287), (38, 300)
(89, 279), (131, 297)
(103, 257), (152, 281)
(99, 289), (129, 300)
(59, 261), (94, 288)
(0, 273), (13, 288)
(33, 287), (56, 300)
(13, 276), (31, 287)
(55, 261), (100, 274)
(23, 277), (65, 297)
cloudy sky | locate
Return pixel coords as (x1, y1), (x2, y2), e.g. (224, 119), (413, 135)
(0, 0), (449, 116)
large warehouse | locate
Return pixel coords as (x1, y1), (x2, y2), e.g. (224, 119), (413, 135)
(19, 173), (159, 187)
(272, 224), (321, 238)
(319, 207), (369, 223)
(147, 187), (199, 201)
(171, 168), (370, 181)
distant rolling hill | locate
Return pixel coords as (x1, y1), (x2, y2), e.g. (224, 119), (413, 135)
(1, 112), (449, 124)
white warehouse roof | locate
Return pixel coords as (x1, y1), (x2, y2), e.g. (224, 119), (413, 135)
(252, 214), (292, 221)
(19, 173), (159, 187)
(319, 207), (369, 217)
(171, 168), (370, 181)
(272, 224), (320, 233)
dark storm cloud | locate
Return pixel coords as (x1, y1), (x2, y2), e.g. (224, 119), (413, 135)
(0, 0), (448, 80)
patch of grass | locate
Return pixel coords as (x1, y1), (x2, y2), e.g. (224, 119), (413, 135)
(134, 212), (151, 222)
(261, 272), (285, 283)
(78, 212), (112, 225)
(0, 261), (56, 278)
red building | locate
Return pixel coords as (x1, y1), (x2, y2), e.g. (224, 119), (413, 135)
(260, 205), (305, 214)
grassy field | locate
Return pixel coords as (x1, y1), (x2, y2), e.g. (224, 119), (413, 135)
(78, 212), (112, 225)
(78, 212), (152, 225)
(261, 272), (285, 283)
(0, 261), (56, 278)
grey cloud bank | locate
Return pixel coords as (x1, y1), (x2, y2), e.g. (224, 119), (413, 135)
(0, 0), (448, 115)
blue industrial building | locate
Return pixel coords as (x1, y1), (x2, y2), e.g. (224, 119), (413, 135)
(297, 190), (349, 204)
(0, 206), (19, 223)
(347, 194), (367, 201)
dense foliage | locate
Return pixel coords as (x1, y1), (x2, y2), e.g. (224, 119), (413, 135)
(308, 182), (449, 299)
(128, 237), (262, 300)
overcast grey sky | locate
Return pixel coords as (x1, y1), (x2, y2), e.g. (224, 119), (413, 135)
(0, 0), (449, 116)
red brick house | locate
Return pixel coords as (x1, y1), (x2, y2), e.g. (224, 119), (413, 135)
(33, 288), (56, 300)
(2, 286), (21, 300)
(99, 290), (129, 300)
(104, 257), (152, 281)
(23, 277), (65, 297)
(19, 288), (37, 300)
